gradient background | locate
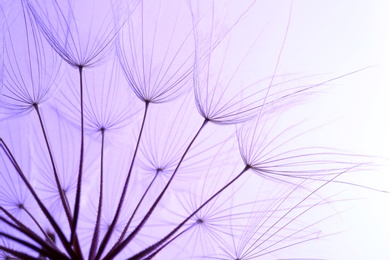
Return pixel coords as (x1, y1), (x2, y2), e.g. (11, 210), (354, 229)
(252, 1), (390, 259)
(1, 0), (390, 259)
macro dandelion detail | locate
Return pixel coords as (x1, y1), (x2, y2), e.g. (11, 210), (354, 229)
(1, 0), (389, 259)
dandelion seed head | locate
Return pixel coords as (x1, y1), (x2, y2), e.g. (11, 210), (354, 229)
(25, 0), (128, 68)
(0, 4), (62, 117)
(118, 0), (196, 103)
(0, 1), (387, 259)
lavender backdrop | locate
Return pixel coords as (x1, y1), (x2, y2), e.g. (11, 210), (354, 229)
(0, 0), (389, 259)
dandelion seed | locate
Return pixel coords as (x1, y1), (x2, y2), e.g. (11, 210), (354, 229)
(24, 0), (134, 243)
(24, 0), (128, 69)
(237, 109), (370, 186)
(118, 0), (195, 103)
(55, 59), (141, 141)
(1, 2), (62, 117)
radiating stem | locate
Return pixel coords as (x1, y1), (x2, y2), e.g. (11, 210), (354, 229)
(88, 129), (105, 260)
(0, 217), (66, 259)
(22, 206), (57, 248)
(128, 165), (251, 260)
(33, 104), (73, 226)
(0, 245), (39, 260)
(96, 101), (150, 260)
(0, 138), (77, 258)
(0, 230), (53, 257)
(0, 207), (58, 254)
(104, 119), (209, 259)
(144, 222), (197, 259)
(71, 65), (85, 251)
(108, 169), (161, 254)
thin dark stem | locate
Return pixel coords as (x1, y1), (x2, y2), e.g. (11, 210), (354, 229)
(1, 205), (54, 250)
(96, 101), (150, 260)
(143, 223), (197, 259)
(0, 231), (53, 257)
(71, 65), (85, 252)
(0, 138), (77, 258)
(88, 129), (105, 260)
(127, 165), (250, 260)
(108, 169), (161, 255)
(0, 207), (57, 253)
(105, 119), (209, 260)
(33, 104), (73, 226)
(22, 206), (57, 248)
(0, 245), (37, 260)
(0, 217), (66, 260)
